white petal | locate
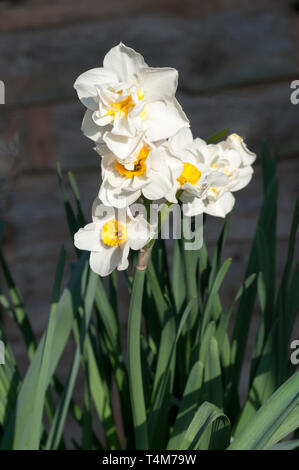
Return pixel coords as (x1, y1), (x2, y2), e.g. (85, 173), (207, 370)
(99, 181), (141, 208)
(74, 68), (118, 110)
(145, 99), (189, 141)
(103, 132), (142, 160)
(205, 170), (228, 187)
(204, 192), (235, 218)
(230, 166), (253, 192)
(93, 109), (114, 127)
(182, 197), (205, 217)
(165, 182), (180, 204)
(142, 172), (173, 200)
(111, 112), (135, 137)
(164, 154), (184, 180)
(74, 223), (101, 251)
(81, 110), (107, 142)
(128, 216), (152, 250)
(227, 134), (256, 166)
(117, 243), (130, 271)
(89, 247), (121, 277)
(139, 67), (178, 101)
(103, 43), (147, 81)
(168, 127), (194, 152)
(226, 148), (242, 169)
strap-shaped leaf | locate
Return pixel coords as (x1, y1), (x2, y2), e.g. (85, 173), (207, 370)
(167, 361), (204, 449)
(229, 372), (299, 450)
(179, 401), (230, 450)
(1, 253), (88, 449)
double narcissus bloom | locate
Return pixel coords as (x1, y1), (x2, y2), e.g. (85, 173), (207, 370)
(74, 199), (154, 276)
(74, 42), (189, 160)
(96, 136), (183, 208)
(73, 43), (256, 276)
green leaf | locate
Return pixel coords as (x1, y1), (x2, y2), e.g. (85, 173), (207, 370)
(84, 334), (119, 449)
(148, 299), (195, 448)
(167, 361), (204, 450)
(81, 376), (92, 450)
(178, 401), (230, 450)
(276, 198), (299, 384)
(149, 301), (176, 449)
(56, 162), (79, 239)
(234, 323), (277, 435)
(206, 128), (229, 144)
(268, 440), (299, 450)
(202, 337), (223, 410)
(249, 272), (267, 385)
(201, 258), (231, 336)
(0, 248), (36, 359)
(183, 244), (198, 330)
(67, 170), (85, 226)
(264, 404), (299, 449)
(172, 239), (186, 314)
(127, 269), (149, 450)
(1, 252), (88, 449)
(146, 257), (167, 326)
(46, 270), (98, 450)
(198, 321), (216, 365)
(229, 373), (299, 450)
(209, 212), (232, 290)
(26, 247), (66, 449)
(232, 171), (278, 390)
(261, 141), (276, 192)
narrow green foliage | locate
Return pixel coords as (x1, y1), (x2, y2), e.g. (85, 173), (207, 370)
(0, 142), (297, 450)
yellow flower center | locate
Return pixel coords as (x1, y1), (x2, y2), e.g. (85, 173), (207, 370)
(115, 146), (150, 178)
(107, 89), (145, 118)
(101, 219), (127, 247)
(177, 163), (202, 186)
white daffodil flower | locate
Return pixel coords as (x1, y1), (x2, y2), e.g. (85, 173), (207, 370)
(96, 137), (184, 208)
(74, 199), (154, 276)
(194, 133), (257, 218)
(164, 128), (228, 214)
(74, 42), (189, 159)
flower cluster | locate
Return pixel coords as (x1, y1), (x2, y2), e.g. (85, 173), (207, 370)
(73, 43), (256, 276)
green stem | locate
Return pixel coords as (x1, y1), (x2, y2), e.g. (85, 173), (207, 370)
(127, 267), (149, 449)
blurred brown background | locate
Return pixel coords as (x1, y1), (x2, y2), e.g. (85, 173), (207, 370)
(0, 0), (298, 397)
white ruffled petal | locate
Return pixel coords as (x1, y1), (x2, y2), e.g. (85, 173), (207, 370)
(103, 43), (147, 81)
(81, 109), (106, 142)
(103, 132), (143, 160)
(93, 109), (114, 127)
(142, 172), (172, 200)
(74, 68), (118, 110)
(230, 166), (253, 192)
(168, 128), (194, 153)
(145, 99), (189, 141)
(89, 247), (121, 277)
(226, 134), (256, 166)
(205, 170), (228, 187)
(204, 192), (235, 218)
(111, 112), (135, 137)
(99, 180), (141, 208)
(165, 181), (180, 204)
(182, 197), (205, 217)
(128, 216), (153, 250)
(139, 67), (178, 102)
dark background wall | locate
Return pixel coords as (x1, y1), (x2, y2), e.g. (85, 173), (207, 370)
(0, 0), (298, 397)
